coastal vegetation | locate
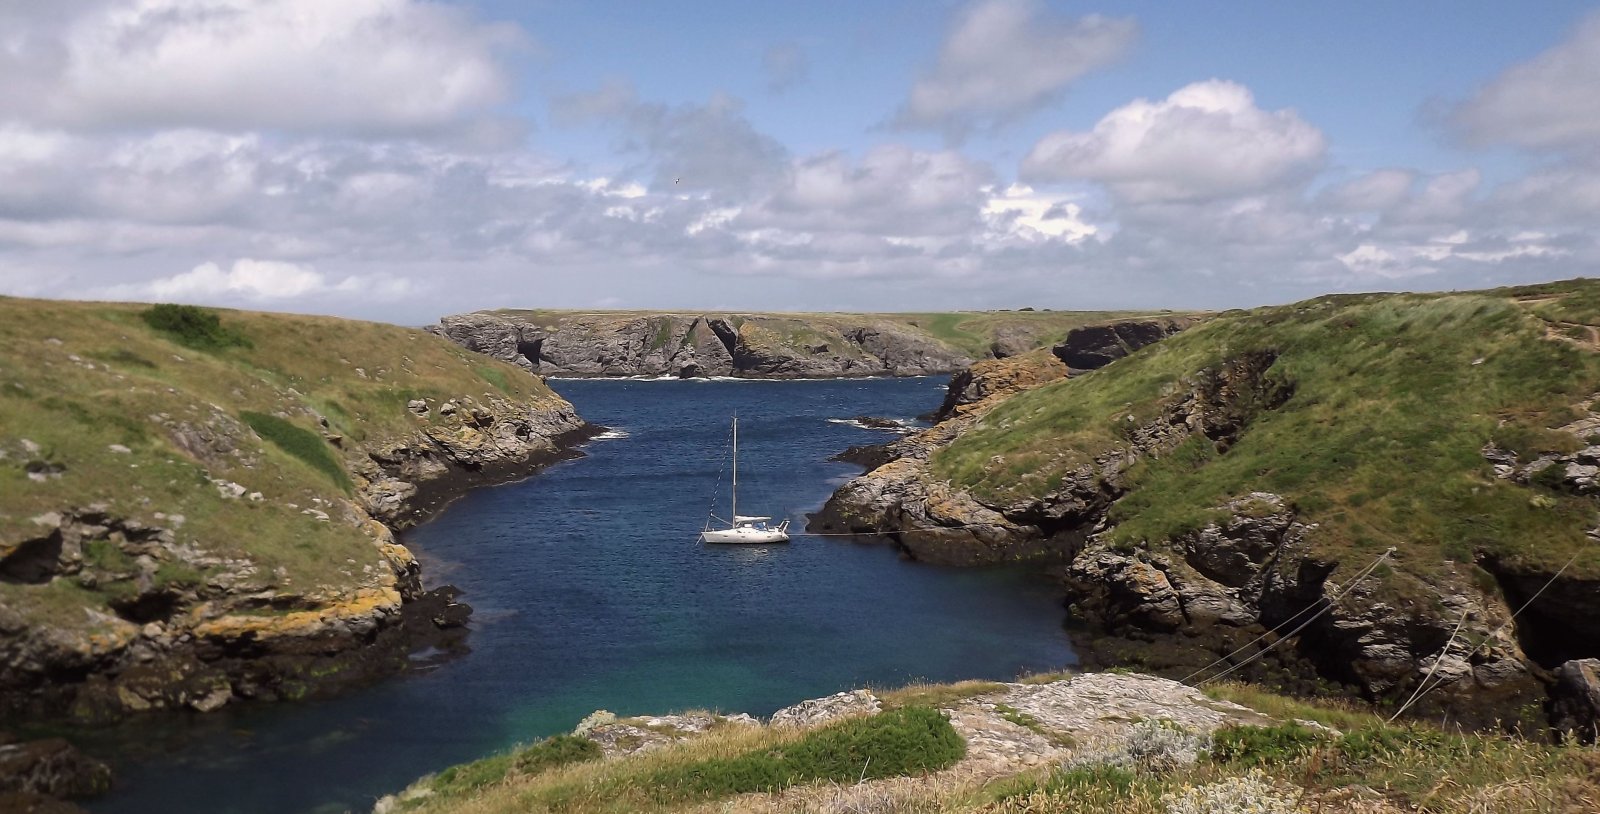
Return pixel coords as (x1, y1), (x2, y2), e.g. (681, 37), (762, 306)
(385, 675), (1599, 814)
(0, 295), (582, 723)
(931, 281), (1600, 580)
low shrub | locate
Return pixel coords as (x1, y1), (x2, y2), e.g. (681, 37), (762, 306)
(140, 303), (252, 352)
(1210, 722), (1328, 767)
(240, 411), (351, 492)
(433, 735), (602, 797)
(511, 735), (601, 775)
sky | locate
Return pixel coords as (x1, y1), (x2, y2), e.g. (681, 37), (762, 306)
(2, 1), (1599, 323)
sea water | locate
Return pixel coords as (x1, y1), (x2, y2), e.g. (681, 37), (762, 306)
(88, 377), (1075, 814)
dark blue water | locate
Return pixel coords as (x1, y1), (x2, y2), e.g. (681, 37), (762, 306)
(87, 378), (1075, 814)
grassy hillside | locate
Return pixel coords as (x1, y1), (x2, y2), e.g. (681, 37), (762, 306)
(492, 308), (1188, 359)
(930, 281), (1600, 580)
(0, 296), (568, 636)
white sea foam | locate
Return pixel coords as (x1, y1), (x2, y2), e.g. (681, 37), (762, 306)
(825, 417), (918, 433)
(593, 429), (630, 440)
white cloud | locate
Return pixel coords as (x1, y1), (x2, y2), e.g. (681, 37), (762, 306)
(1450, 11), (1600, 151)
(1022, 80), (1326, 203)
(94, 258), (414, 303)
(982, 184), (1096, 242)
(892, 0), (1136, 137)
(738, 145), (993, 239)
(0, 0), (523, 138)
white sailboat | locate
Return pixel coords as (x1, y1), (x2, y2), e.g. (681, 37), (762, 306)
(701, 415), (791, 544)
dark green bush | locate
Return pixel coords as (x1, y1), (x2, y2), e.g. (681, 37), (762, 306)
(240, 411), (350, 492)
(512, 735), (601, 775)
(1210, 722), (1328, 767)
(648, 706), (964, 800)
(140, 304), (252, 352)
(432, 735), (601, 796)
(432, 753), (513, 795)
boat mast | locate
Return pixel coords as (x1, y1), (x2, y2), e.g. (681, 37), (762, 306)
(730, 415), (738, 524)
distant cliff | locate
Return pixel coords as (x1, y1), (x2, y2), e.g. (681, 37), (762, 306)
(430, 309), (1189, 379)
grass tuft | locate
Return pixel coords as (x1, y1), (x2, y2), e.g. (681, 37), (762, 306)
(645, 706), (965, 801)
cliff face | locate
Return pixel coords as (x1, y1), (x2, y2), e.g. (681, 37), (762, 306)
(432, 312), (970, 378)
(0, 299), (589, 725)
(931, 316), (1196, 422)
(812, 284), (1600, 728)
(431, 309), (1200, 380)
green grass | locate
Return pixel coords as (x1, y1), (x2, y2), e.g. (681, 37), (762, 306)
(0, 294), (571, 636)
(474, 365), (511, 395)
(388, 675), (1600, 814)
(430, 735), (601, 797)
(930, 283), (1600, 581)
(240, 411), (353, 493)
(644, 706), (964, 801)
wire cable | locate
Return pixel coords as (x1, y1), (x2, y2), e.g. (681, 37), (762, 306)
(1181, 547), (1396, 686)
(1386, 541), (1590, 720)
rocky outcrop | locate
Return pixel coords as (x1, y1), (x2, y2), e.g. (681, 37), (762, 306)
(1550, 658), (1600, 742)
(0, 392), (589, 727)
(1061, 498), (1541, 730)
(932, 350), (1069, 423)
(932, 317), (1195, 422)
(1052, 316), (1194, 372)
(769, 689), (882, 728)
(433, 312), (974, 379)
(0, 734), (110, 801)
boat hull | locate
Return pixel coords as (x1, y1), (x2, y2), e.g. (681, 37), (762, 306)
(700, 527), (791, 544)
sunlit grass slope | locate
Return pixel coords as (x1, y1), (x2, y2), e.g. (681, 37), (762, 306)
(930, 281), (1600, 579)
(0, 296), (566, 630)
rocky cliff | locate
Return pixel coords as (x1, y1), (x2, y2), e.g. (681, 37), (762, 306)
(813, 283), (1600, 730)
(0, 299), (590, 729)
(431, 309), (1191, 379)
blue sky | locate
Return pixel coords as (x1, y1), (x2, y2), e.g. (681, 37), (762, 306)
(517, 1), (1583, 170)
(1, 0), (1599, 321)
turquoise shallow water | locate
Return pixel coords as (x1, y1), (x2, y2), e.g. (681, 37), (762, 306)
(87, 377), (1076, 814)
